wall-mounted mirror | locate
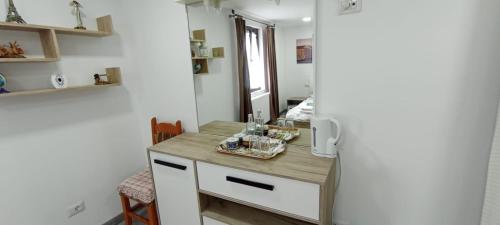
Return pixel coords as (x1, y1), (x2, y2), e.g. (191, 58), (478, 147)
(185, 0), (316, 129)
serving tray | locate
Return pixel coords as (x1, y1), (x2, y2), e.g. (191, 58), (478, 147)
(266, 125), (301, 142)
(216, 137), (286, 160)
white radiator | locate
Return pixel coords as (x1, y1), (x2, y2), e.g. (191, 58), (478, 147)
(481, 104), (500, 225)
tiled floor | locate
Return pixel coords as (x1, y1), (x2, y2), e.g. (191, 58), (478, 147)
(118, 220), (142, 225)
(117, 210), (148, 225)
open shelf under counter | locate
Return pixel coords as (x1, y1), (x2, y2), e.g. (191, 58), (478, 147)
(200, 194), (317, 225)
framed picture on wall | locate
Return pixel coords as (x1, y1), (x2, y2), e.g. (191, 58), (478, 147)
(296, 38), (313, 64)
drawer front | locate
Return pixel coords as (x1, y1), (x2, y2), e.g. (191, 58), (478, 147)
(150, 152), (201, 225)
(203, 217), (229, 225)
(197, 162), (320, 220)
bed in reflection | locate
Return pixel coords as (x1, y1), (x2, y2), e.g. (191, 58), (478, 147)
(285, 97), (314, 128)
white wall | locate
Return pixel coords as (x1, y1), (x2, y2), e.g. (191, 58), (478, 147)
(276, 25), (314, 112)
(187, 7), (239, 126)
(0, 0), (198, 225)
(481, 102), (500, 225)
(120, 0), (199, 135)
(316, 0), (500, 225)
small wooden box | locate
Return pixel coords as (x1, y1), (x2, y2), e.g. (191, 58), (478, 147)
(193, 29), (206, 41)
(106, 67), (122, 84)
(212, 47), (225, 58)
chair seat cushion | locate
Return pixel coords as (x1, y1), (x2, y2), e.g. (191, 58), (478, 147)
(118, 169), (155, 204)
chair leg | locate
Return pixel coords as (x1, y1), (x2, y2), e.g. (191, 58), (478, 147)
(120, 194), (133, 225)
(147, 201), (159, 225)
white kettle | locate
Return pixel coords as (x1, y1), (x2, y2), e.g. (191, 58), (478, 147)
(311, 116), (341, 158)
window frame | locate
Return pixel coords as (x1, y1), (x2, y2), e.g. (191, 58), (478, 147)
(245, 25), (269, 97)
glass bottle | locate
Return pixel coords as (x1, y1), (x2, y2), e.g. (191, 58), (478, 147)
(246, 114), (255, 135)
(255, 110), (264, 137)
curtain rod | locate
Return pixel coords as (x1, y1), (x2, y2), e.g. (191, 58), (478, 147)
(229, 10), (275, 28)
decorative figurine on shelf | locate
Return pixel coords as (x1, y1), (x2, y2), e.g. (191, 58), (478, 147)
(0, 73), (10, 94)
(0, 41), (26, 58)
(6, 0), (26, 24)
(94, 74), (112, 85)
(193, 63), (202, 74)
(51, 74), (68, 89)
(70, 1), (86, 30)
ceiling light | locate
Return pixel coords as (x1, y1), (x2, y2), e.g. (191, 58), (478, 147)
(302, 17), (312, 22)
(203, 0), (222, 11)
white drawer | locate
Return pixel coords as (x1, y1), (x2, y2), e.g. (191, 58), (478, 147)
(203, 217), (229, 225)
(196, 162), (320, 221)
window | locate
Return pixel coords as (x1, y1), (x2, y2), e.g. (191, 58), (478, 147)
(245, 26), (268, 96)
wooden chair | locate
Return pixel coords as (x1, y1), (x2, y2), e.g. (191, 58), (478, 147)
(117, 117), (183, 225)
(151, 117), (182, 145)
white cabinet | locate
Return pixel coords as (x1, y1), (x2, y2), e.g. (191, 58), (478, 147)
(150, 151), (201, 225)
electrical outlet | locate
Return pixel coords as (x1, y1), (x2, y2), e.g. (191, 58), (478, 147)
(339, 0), (362, 15)
(67, 201), (86, 218)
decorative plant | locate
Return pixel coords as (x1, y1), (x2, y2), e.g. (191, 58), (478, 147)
(0, 41), (26, 58)
(0, 46), (8, 57)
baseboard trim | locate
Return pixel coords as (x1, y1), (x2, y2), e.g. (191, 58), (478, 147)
(102, 213), (123, 225)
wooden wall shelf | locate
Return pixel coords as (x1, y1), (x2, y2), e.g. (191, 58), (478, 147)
(0, 58), (58, 63)
(0, 83), (119, 98)
(0, 15), (112, 63)
(0, 15), (112, 36)
(0, 67), (121, 98)
(177, 0), (204, 5)
(190, 29), (224, 75)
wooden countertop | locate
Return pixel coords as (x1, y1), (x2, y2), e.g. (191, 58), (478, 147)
(148, 132), (334, 185)
(199, 121), (311, 147)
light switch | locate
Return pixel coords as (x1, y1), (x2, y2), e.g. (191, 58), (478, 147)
(339, 0), (362, 15)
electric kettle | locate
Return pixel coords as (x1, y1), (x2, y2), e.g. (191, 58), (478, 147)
(311, 116), (341, 158)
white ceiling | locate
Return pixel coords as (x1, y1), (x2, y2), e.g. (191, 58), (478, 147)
(221, 0), (315, 27)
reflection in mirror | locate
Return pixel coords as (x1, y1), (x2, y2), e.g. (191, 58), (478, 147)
(186, 0), (315, 129)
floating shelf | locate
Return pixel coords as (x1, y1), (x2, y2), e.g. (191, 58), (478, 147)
(192, 55), (223, 60)
(0, 83), (119, 98)
(0, 58), (58, 63)
(0, 67), (121, 98)
(0, 15), (112, 37)
(176, 0), (204, 5)
(192, 56), (212, 60)
(190, 29), (225, 75)
(0, 15), (113, 63)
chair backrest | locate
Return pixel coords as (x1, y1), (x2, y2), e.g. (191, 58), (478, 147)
(151, 117), (183, 145)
